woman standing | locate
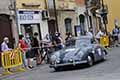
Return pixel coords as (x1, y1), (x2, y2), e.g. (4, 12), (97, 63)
(19, 34), (33, 69)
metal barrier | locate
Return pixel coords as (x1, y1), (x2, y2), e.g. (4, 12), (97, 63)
(1, 48), (25, 76)
(100, 36), (109, 47)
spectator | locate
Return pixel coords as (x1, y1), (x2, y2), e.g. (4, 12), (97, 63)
(31, 32), (41, 65)
(19, 35), (28, 69)
(1, 37), (12, 71)
(65, 33), (72, 42)
(24, 33), (34, 69)
(86, 30), (93, 38)
(118, 27), (120, 44)
(112, 25), (119, 46)
(54, 32), (64, 50)
(96, 29), (105, 43)
(86, 30), (94, 43)
(1, 37), (12, 52)
(65, 33), (73, 46)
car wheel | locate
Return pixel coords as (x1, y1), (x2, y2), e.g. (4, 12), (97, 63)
(87, 55), (93, 67)
(103, 51), (107, 60)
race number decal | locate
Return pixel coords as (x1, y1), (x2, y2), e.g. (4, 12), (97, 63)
(97, 48), (102, 56)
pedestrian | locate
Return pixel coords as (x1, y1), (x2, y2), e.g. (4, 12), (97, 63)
(1, 37), (12, 52)
(65, 33), (73, 46)
(86, 30), (93, 39)
(31, 32), (41, 65)
(54, 32), (64, 50)
(65, 33), (72, 42)
(18, 34), (28, 69)
(24, 33), (34, 69)
(96, 29), (105, 43)
(118, 27), (120, 44)
(112, 25), (119, 47)
(1, 37), (12, 71)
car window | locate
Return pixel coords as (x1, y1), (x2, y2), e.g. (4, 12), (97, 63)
(75, 38), (91, 48)
(75, 41), (88, 48)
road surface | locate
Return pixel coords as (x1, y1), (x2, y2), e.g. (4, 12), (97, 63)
(1, 47), (120, 80)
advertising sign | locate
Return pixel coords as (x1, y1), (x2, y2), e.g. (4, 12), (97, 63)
(17, 10), (41, 24)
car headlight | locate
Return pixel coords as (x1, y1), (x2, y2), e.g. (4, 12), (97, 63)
(92, 50), (95, 53)
(77, 51), (84, 58)
(51, 55), (60, 63)
(56, 59), (60, 64)
(51, 55), (57, 61)
(69, 58), (73, 62)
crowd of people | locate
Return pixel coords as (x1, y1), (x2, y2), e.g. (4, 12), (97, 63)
(0, 32), (65, 70)
(0, 25), (120, 71)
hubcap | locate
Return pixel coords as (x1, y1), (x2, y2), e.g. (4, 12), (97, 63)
(87, 56), (93, 66)
(103, 51), (107, 60)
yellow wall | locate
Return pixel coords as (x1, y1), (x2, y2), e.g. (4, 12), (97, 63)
(104, 0), (120, 32)
(16, 0), (46, 10)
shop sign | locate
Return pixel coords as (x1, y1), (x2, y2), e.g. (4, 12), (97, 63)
(17, 11), (41, 24)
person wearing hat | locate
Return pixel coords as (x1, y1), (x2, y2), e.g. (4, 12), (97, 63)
(1, 37), (12, 72)
(1, 37), (11, 52)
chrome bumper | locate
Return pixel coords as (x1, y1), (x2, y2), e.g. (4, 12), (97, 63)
(50, 60), (87, 68)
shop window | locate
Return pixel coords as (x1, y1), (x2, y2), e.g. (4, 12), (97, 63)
(65, 18), (72, 33)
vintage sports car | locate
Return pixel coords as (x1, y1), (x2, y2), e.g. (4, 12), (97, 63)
(49, 36), (108, 71)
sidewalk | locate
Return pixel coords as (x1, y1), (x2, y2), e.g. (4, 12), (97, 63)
(0, 58), (47, 79)
(0, 67), (3, 76)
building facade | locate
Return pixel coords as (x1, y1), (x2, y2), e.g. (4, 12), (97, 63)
(76, 0), (108, 35)
(16, 0), (49, 40)
(47, 0), (108, 40)
(48, 0), (77, 40)
(0, 0), (17, 47)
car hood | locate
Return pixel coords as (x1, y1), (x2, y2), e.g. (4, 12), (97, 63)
(53, 47), (85, 62)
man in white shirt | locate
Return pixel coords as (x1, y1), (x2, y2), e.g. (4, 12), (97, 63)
(86, 31), (93, 39)
(96, 30), (105, 43)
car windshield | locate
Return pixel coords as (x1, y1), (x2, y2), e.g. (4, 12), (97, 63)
(75, 39), (90, 48)
(65, 36), (91, 48)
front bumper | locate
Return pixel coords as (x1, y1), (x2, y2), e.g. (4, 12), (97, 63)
(49, 60), (87, 68)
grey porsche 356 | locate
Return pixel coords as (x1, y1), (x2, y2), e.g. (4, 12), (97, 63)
(49, 36), (108, 71)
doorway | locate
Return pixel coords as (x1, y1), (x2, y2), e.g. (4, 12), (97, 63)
(79, 14), (85, 35)
(0, 14), (13, 48)
(48, 19), (57, 35)
(20, 24), (42, 40)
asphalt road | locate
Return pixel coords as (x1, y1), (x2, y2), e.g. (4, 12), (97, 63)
(1, 47), (120, 80)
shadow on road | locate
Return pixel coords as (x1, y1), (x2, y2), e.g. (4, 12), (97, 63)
(50, 60), (108, 73)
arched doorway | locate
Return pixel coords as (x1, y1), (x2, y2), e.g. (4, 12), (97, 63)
(0, 14), (13, 66)
(64, 18), (72, 34)
(79, 14), (85, 35)
(0, 14), (13, 47)
(48, 19), (56, 35)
